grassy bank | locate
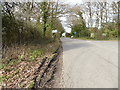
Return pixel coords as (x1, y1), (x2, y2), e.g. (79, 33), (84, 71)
(72, 37), (118, 41)
(0, 39), (60, 88)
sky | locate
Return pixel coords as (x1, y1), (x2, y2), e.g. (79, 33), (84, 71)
(59, 17), (71, 33)
(59, 0), (119, 33)
(59, 0), (83, 33)
(64, 0), (83, 5)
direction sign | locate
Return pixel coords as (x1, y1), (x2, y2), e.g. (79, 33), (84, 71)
(74, 32), (76, 35)
(52, 30), (58, 33)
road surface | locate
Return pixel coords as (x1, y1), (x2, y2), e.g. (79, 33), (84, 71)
(61, 38), (118, 88)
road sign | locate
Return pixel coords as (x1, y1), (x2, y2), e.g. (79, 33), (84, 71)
(52, 30), (58, 33)
(74, 32), (76, 35)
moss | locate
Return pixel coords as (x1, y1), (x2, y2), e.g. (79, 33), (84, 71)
(31, 49), (44, 57)
(0, 76), (3, 83)
(28, 81), (34, 88)
(0, 63), (7, 70)
(28, 49), (44, 62)
(7, 59), (22, 66)
(5, 69), (19, 79)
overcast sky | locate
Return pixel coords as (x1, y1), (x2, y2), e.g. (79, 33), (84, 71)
(59, 0), (83, 33)
(64, 0), (83, 5)
(60, 0), (119, 33)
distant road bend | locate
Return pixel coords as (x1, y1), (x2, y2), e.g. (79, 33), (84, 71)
(61, 38), (118, 88)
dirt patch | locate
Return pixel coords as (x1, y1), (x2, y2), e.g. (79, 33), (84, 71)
(51, 51), (63, 88)
(43, 45), (63, 88)
(32, 41), (63, 88)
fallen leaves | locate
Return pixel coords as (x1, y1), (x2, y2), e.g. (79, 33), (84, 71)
(1, 39), (60, 88)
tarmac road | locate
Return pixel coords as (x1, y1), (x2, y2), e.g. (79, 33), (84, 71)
(61, 38), (118, 88)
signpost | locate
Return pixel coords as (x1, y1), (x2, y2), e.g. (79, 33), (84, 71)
(52, 30), (58, 39)
(74, 32), (77, 37)
(74, 32), (76, 35)
(52, 30), (58, 33)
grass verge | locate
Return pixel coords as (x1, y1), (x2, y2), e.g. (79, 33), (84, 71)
(0, 39), (60, 88)
(72, 37), (118, 41)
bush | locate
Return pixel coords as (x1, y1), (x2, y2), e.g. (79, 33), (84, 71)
(2, 15), (46, 47)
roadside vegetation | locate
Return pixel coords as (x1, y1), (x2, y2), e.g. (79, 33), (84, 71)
(65, 1), (119, 40)
(1, 1), (67, 88)
(1, 1), (119, 88)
